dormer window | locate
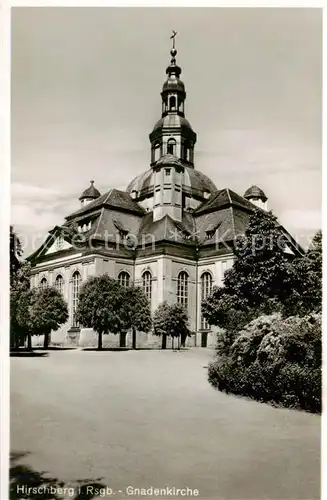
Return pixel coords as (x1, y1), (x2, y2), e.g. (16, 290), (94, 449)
(78, 220), (92, 232)
(113, 219), (129, 238)
(205, 222), (221, 240)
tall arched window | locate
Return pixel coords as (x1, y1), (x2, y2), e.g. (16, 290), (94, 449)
(201, 272), (213, 330)
(167, 138), (176, 155)
(54, 274), (64, 295)
(177, 271), (188, 310)
(169, 95), (176, 110)
(142, 271), (152, 303)
(72, 271), (81, 327)
(40, 277), (48, 289)
(154, 141), (161, 162)
(118, 271), (130, 288)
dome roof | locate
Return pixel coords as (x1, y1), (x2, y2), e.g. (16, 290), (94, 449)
(79, 180), (101, 201)
(152, 114), (193, 133)
(244, 185), (267, 202)
(127, 161), (217, 198)
(162, 77), (185, 93)
(156, 154), (183, 167)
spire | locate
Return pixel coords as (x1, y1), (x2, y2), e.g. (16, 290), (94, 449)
(166, 30), (181, 79)
(149, 32), (196, 168)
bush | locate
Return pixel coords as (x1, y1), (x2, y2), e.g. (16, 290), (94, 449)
(208, 313), (321, 413)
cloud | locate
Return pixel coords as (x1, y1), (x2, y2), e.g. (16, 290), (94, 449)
(11, 182), (77, 256)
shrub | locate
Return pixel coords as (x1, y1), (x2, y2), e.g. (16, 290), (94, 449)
(208, 312), (322, 413)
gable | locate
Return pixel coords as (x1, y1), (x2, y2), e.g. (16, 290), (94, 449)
(44, 236), (73, 255)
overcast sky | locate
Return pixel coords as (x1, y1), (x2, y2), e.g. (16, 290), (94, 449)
(11, 7), (321, 254)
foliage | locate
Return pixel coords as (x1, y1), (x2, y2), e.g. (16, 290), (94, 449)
(202, 210), (322, 338)
(10, 227), (31, 348)
(282, 230), (322, 317)
(29, 287), (69, 347)
(121, 286), (152, 333)
(208, 313), (321, 413)
(153, 302), (189, 347)
(76, 275), (126, 349)
(15, 288), (38, 331)
(202, 209), (292, 331)
(10, 225), (23, 287)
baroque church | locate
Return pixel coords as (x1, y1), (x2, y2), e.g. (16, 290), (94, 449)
(28, 42), (302, 348)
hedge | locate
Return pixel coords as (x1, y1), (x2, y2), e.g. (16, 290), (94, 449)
(208, 313), (321, 413)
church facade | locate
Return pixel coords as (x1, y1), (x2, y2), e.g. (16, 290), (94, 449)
(28, 44), (302, 348)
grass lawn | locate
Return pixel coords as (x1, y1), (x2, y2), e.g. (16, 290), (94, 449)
(10, 348), (320, 499)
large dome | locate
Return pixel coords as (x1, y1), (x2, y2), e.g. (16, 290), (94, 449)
(127, 159), (217, 198)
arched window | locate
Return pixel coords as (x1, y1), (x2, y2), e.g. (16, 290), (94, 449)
(72, 271), (81, 327)
(177, 271), (188, 310)
(183, 142), (188, 161)
(154, 141), (161, 162)
(167, 138), (176, 155)
(40, 277), (48, 289)
(142, 271), (152, 303)
(201, 272), (213, 330)
(118, 271), (130, 288)
(169, 95), (176, 110)
(54, 274), (64, 295)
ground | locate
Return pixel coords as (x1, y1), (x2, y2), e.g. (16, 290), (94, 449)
(11, 348), (320, 499)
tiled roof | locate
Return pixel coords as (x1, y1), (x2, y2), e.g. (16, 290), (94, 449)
(244, 185), (267, 202)
(194, 188), (254, 215)
(66, 189), (145, 220)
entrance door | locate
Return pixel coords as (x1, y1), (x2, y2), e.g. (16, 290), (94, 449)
(201, 332), (208, 348)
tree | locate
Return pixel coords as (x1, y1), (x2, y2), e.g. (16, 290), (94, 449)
(202, 209), (294, 333)
(282, 230), (322, 317)
(29, 288), (69, 348)
(121, 286), (152, 349)
(10, 227), (31, 348)
(153, 302), (189, 350)
(10, 226), (23, 288)
(15, 288), (38, 349)
(76, 275), (126, 350)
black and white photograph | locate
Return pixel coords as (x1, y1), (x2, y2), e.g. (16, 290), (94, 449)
(8, 7), (321, 500)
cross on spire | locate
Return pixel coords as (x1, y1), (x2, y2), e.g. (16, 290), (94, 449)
(170, 30), (178, 50)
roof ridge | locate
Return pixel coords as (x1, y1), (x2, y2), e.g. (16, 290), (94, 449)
(94, 207), (105, 235)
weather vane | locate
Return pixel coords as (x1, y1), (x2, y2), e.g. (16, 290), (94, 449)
(170, 30), (178, 50)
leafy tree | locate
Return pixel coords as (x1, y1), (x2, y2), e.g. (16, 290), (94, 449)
(10, 226), (23, 287)
(282, 230), (322, 316)
(15, 288), (38, 349)
(202, 209), (294, 333)
(30, 287), (69, 348)
(121, 286), (152, 349)
(153, 302), (189, 349)
(10, 254), (31, 349)
(76, 275), (126, 349)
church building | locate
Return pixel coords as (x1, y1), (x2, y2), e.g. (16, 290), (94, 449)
(28, 41), (302, 348)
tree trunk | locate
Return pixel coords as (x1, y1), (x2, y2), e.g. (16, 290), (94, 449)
(172, 337), (175, 350)
(120, 331), (126, 348)
(178, 336), (180, 350)
(161, 335), (167, 350)
(44, 332), (50, 349)
(132, 326), (136, 350)
(98, 331), (103, 350)
(27, 334), (32, 350)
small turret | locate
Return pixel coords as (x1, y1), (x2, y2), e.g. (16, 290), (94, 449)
(79, 180), (101, 208)
(244, 185), (268, 211)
